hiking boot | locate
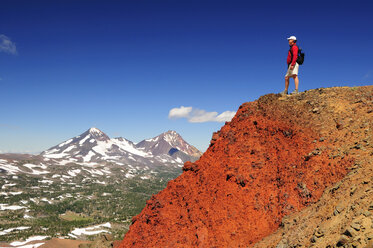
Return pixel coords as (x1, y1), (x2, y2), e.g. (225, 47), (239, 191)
(281, 89), (288, 95)
(291, 89), (299, 95)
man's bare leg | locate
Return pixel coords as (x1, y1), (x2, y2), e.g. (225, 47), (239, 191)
(293, 75), (299, 90)
(285, 76), (290, 91)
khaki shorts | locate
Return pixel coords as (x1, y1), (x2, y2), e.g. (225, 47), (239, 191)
(285, 62), (299, 77)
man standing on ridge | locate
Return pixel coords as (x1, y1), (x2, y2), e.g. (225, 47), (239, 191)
(282, 35), (300, 95)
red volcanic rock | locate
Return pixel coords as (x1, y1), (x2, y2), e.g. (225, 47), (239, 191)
(118, 87), (373, 248)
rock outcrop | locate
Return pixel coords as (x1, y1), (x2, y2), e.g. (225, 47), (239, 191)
(118, 86), (373, 248)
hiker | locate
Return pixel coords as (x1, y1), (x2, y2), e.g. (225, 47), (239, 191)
(282, 35), (300, 95)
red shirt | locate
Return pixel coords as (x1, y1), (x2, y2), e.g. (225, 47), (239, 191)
(287, 44), (298, 66)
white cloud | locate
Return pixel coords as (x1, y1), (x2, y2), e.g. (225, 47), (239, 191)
(168, 106), (193, 119)
(168, 106), (236, 123)
(215, 111), (237, 122)
(0, 34), (17, 55)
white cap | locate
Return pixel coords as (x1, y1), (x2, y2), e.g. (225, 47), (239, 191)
(287, 35), (297, 41)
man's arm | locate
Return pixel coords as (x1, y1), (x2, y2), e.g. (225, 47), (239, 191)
(291, 46), (298, 67)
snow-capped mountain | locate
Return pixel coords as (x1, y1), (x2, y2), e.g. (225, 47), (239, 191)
(40, 127), (201, 167)
(0, 127), (202, 185)
(136, 130), (202, 158)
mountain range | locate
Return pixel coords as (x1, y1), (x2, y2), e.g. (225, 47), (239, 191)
(0, 128), (202, 178)
(40, 127), (201, 168)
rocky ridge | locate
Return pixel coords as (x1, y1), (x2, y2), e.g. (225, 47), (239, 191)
(118, 86), (373, 248)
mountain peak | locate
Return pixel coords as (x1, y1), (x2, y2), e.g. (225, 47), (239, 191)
(88, 127), (104, 135)
(136, 130), (202, 158)
(86, 127), (110, 141)
(161, 130), (180, 143)
(164, 130), (178, 135)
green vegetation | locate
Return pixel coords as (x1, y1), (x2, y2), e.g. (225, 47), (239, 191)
(0, 163), (181, 242)
(59, 211), (93, 221)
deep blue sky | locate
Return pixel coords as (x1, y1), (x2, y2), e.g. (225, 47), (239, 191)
(0, 0), (372, 153)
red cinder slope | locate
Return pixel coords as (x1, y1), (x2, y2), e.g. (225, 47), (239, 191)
(118, 87), (371, 248)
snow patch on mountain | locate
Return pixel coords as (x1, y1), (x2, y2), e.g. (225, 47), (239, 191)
(79, 134), (91, 145)
(83, 151), (96, 162)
